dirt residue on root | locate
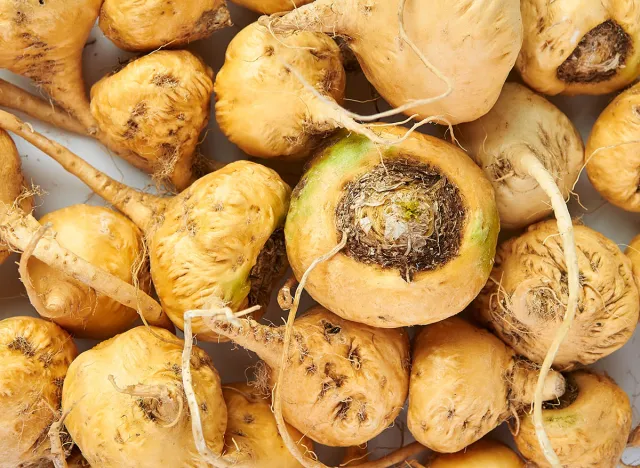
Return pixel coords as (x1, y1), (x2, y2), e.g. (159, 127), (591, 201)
(248, 228), (287, 309)
(335, 160), (465, 280)
(557, 20), (631, 83)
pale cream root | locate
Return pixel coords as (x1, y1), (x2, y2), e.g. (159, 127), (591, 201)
(407, 317), (565, 453)
(99, 0), (231, 51)
(0, 109), (290, 342)
(0, 316), (77, 468)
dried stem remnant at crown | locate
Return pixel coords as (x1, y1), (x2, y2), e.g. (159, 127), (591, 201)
(247, 228), (287, 310)
(557, 20), (632, 84)
(335, 161), (464, 280)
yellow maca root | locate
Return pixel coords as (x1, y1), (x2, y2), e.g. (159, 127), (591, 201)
(230, 0), (312, 14)
(429, 439), (524, 467)
(222, 382), (314, 468)
(0, 110), (291, 341)
(514, 371), (632, 468)
(63, 326), (227, 467)
(0, 128), (32, 265)
(517, 0), (640, 95)
(0, 316), (77, 468)
(205, 306), (410, 448)
(23, 204), (153, 339)
(407, 317), (565, 453)
(215, 22), (346, 159)
(586, 81), (640, 211)
(625, 233), (640, 292)
(0, 0), (101, 131)
(90, 50), (215, 189)
(99, 0), (231, 52)
(267, 0), (523, 124)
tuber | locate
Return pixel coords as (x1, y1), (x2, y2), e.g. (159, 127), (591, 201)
(62, 326), (227, 467)
(517, 0), (640, 95)
(586, 81), (640, 211)
(473, 219), (639, 370)
(407, 316), (565, 453)
(457, 82), (584, 230)
(24, 204), (151, 340)
(90, 50), (215, 189)
(514, 370), (632, 468)
(625, 233), (640, 293)
(0, 316), (77, 468)
(0, 128), (32, 265)
(430, 439), (524, 468)
(0, 0), (101, 130)
(285, 127), (499, 327)
(204, 306), (410, 447)
(267, 0), (523, 124)
(222, 382), (313, 467)
(0, 110), (291, 340)
(99, 0), (231, 52)
(215, 22), (346, 159)
(230, 0), (312, 14)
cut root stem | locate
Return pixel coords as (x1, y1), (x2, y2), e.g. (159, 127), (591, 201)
(516, 152), (579, 468)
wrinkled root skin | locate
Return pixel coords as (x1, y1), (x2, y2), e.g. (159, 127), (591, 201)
(515, 371), (632, 468)
(63, 326), (227, 468)
(285, 127), (499, 327)
(407, 317), (565, 453)
(472, 220), (640, 370)
(0, 317), (77, 468)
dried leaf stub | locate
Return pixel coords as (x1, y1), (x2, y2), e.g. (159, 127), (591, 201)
(473, 220), (640, 370)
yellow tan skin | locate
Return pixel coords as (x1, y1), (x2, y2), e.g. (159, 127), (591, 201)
(99, 0), (231, 52)
(63, 326), (227, 468)
(27, 205), (149, 340)
(269, 0), (522, 124)
(91, 50), (214, 190)
(430, 439), (524, 468)
(0, 111), (292, 341)
(207, 306), (410, 447)
(230, 0), (312, 14)
(473, 220), (640, 370)
(515, 371), (632, 468)
(0, 0), (101, 130)
(0, 316), (77, 468)
(0, 128), (32, 265)
(285, 127), (500, 328)
(457, 82), (584, 229)
(215, 22), (346, 159)
(518, 0), (640, 95)
(222, 383), (312, 468)
(586, 82), (640, 211)
(408, 317), (565, 453)
(625, 232), (640, 292)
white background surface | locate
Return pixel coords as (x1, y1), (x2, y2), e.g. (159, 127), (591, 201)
(1, 4), (640, 465)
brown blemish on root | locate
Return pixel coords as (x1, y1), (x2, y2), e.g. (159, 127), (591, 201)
(335, 160), (465, 280)
(8, 336), (35, 357)
(557, 20), (631, 83)
(248, 228), (287, 309)
(152, 73), (179, 88)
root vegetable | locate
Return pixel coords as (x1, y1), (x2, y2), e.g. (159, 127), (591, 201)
(473, 219), (640, 369)
(0, 0), (101, 131)
(90, 50), (214, 189)
(0, 128), (32, 265)
(24, 204), (151, 340)
(205, 306), (410, 447)
(99, 0), (231, 52)
(430, 439), (524, 467)
(267, 0), (523, 124)
(514, 370), (632, 468)
(407, 317), (566, 453)
(517, 0), (640, 95)
(0, 110), (291, 340)
(586, 81), (640, 211)
(62, 326), (227, 467)
(625, 233), (640, 292)
(0, 316), (77, 468)
(222, 382), (313, 467)
(230, 0), (312, 14)
(285, 127), (499, 327)
(215, 22), (346, 159)
(457, 82), (584, 230)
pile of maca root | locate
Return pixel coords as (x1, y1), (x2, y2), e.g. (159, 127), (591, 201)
(2, 0), (640, 467)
